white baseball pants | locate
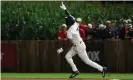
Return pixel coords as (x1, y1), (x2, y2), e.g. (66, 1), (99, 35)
(65, 41), (103, 72)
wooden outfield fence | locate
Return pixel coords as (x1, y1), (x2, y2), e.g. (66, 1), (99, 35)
(1, 40), (133, 73)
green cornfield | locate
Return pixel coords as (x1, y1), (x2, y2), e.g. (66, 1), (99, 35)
(1, 1), (133, 40)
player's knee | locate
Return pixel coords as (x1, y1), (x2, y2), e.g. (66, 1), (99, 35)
(83, 59), (91, 65)
(65, 54), (69, 60)
(65, 54), (70, 60)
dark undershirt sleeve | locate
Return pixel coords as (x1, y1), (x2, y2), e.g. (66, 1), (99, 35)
(65, 10), (75, 22)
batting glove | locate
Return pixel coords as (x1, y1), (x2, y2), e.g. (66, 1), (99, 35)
(60, 2), (66, 10)
(57, 47), (63, 54)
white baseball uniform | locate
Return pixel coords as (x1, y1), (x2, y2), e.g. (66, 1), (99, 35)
(65, 21), (103, 72)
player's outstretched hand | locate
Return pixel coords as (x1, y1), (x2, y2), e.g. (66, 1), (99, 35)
(60, 2), (66, 10)
(57, 47), (64, 54)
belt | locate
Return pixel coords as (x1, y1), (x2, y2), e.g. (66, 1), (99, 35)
(74, 41), (82, 47)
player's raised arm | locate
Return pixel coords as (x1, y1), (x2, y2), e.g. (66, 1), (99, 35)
(60, 2), (71, 16)
(60, 2), (75, 23)
(60, 2), (75, 43)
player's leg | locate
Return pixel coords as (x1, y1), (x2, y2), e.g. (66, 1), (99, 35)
(78, 50), (103, 72)
(79, 52), (107, 77)
(65, 46), (77, 72)
(76, 42), (107, 77)
(65, 46), (79, 78)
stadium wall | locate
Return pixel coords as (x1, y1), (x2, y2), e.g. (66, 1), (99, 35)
(1, 40), (133, 73)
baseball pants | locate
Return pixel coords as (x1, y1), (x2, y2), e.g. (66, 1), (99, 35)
(65, 41), (103, 72)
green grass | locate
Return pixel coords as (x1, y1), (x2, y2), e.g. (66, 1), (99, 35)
(1, 73), (133, 79)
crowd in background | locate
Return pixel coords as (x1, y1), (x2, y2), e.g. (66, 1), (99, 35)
(2, 1), (133, 40)
(58, 18), (133, 40)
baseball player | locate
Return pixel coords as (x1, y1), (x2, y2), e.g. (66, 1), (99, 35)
(60, 2), (107, 78)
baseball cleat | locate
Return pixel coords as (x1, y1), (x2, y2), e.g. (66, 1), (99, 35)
(102, 67), (107, 78)
(69, 71), (80, 79)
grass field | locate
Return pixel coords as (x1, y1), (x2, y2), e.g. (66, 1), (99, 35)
(1, 73), (133, 80)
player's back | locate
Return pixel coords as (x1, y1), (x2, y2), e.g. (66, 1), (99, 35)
(67, 22), (83, 44)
